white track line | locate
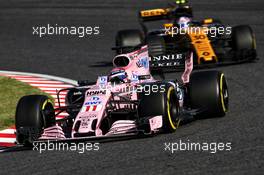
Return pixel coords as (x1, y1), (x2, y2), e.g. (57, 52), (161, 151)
(0, 129), (15, 134)
(51, 95), (66, 99)
(30, 84), (73, 88)
(38, 87), (66, 91)
(11, 77), (49, 81)
(0, 138), (16, 143)
(46, 91), (67, 95)
(0, 70), (78, 85)
(18, 80), (66, 84)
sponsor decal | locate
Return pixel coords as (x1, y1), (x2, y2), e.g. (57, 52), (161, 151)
(138, 75), (151, 80)
(81, 104), (103, 112)
(136, 57), (149, 68)
(81, 120), (89, 128)
(87, 90), (106, 96)
(73, 91), (82, 95)
(81, 96), (103, 112)
(151, 61), (181, 67)
(131, 72), (139, 82)
(85, 96), (102, 105)
(150, 54), (183, 62)
(140, 9), (167, 17)
(98, 76), (108, 85)
(78, 114), (97, 119)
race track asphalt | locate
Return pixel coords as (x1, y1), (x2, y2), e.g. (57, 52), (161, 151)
(0, 0), (263, 174)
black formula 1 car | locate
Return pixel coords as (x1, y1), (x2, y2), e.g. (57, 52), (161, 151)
(115, 0), (257, 71)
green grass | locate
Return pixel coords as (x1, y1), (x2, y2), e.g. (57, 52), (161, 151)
(0, 76), (52, 130)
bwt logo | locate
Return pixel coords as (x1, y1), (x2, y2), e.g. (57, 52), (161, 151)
(91, 96), (100, 101)
(87, 90), (106, 96)
(85, 96), (102, 105)
(150, 54), (183, 61)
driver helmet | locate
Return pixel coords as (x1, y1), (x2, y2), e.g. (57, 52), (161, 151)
(108, 68), (128, 85)
(176, 16), (191, 29)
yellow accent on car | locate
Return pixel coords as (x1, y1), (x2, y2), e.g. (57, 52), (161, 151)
(140, 9), (167, 17)
(166, 86), (177, 130)
(176, 0), (186, 4)
(253, 34), (257, 49)
(219, 74), (227, 112)
(42, 99), (52, 110)
(204, 18), (213, 24)
(164, 23), (173, 28)
(188, 28), (218, 64)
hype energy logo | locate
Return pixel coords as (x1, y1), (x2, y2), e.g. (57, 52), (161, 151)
(81, 96), (103, 112)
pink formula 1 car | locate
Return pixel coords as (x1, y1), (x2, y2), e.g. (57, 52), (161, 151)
(15, 46), (229, 146)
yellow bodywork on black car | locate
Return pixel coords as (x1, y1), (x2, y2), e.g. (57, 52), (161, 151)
(188, 28), (218, 64)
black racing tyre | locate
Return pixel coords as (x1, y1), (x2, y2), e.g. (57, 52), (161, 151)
(138, 84), (180, 133)
(15, 95), (55, 145)
(115, 29), (144, 54)
(189, 71), (228, 118)
(232, 25), (256, 60)
(146, 35), (166, 56)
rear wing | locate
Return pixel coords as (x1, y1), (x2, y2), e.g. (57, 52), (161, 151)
(138, 2), (192, 33)
(139, 8), (171, 22)
(138, 0), (191, 22)
(138, 8), (173, 34)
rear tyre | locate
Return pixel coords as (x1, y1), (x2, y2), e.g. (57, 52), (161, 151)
(138, 84), (180, 133)
(15, 95), (55, 145)
(189, 71), (228, 118)
(115, 29), (144, 54)
(232, 25), (257, 61)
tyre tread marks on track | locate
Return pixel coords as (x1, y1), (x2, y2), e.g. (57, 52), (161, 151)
(0, 73), (75, 147)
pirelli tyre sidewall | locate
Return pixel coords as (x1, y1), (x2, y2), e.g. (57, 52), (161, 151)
(15, 95), (55, 145)
(189, 71), (228, 118)
(164, 86), (180, 133)
(137, 83), (180, 133)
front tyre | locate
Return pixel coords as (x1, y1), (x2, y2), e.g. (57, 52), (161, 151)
(189, 71), (229, 118)
(138, 84), (180, 133)
(15, 95), (55, 145)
